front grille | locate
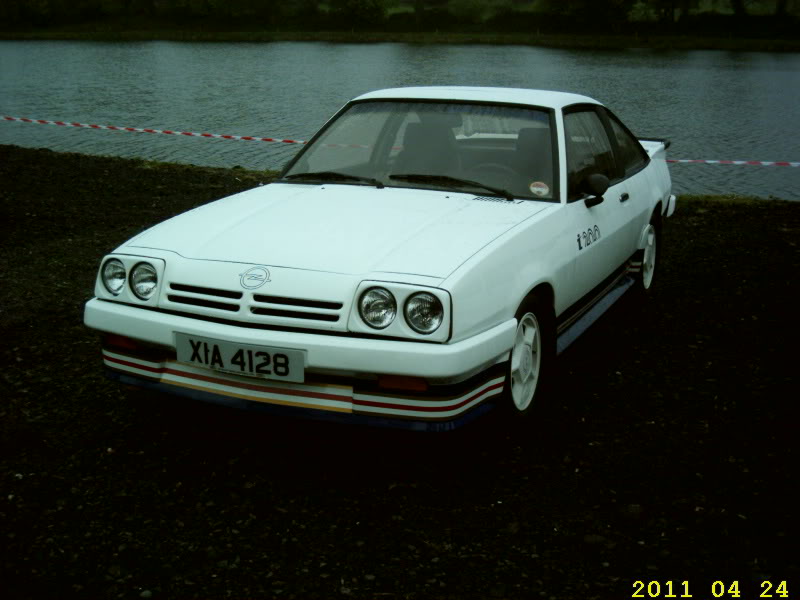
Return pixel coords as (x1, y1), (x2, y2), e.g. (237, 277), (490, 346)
(253, 294), (342, 310)
(166, 282), (344, 324)
(251, 294), (343, 322)
(170, 283), (243, 300)
(168, 294), (240, 312)
(168, 283), (242, 312)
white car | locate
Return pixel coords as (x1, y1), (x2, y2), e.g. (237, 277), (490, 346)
(84, 87), (675, 431)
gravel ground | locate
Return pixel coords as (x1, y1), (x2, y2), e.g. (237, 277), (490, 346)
(1, 144), (798, 600)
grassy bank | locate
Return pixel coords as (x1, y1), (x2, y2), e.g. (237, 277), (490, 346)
(3, 28), (800, 51)
(1, 144), (798, 599)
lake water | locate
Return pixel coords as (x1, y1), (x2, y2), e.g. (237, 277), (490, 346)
(1, 40), (799, 199)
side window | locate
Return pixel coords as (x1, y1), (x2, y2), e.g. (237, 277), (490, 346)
(607, 111), (649, 176)
(564, 110), (616, 200)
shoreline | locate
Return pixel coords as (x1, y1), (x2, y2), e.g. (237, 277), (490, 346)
(2, 29), (800, 52)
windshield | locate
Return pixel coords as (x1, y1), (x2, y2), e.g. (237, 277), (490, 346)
(282, 100), (557, 201)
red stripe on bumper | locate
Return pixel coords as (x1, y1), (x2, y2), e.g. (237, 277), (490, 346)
(353, 381), (505, 412)
(101, 349), (506, 421)
(103, 352), (350, 403)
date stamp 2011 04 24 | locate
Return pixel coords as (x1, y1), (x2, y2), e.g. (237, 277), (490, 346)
(631, 580), (790, 599)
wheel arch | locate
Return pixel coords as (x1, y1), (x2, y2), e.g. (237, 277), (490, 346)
(517, 281), (555, 319)
(654, 200), (663, 219)
(637, 206), (662, 250)
(503, 280), (557, 416)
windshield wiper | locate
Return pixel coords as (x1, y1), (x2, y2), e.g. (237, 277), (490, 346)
(282, 171), (383, 188)
(389, 173), (514, 201)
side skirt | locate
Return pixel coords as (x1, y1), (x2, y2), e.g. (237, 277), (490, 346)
(555, 265), (637, 355)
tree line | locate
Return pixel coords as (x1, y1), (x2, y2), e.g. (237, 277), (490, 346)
(2, 0), (797, 34)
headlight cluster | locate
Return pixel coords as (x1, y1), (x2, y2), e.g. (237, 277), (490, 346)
(130, 263), (158, 300)
(359, 287), (396, 329)
(358, 287), (444, 335)
(405, 292), (444, 334)
(101, 259), (127, 296)
(100, 258), (159, 301)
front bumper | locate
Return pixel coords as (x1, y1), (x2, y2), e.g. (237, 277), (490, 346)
(85, 299), (515, 430)
(103, 346), (505, 431)
(85, 298), (514, 380)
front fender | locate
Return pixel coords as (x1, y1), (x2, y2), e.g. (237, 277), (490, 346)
(443, 205), (571, 343)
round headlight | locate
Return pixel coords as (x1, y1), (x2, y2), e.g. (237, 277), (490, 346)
(130, 262), (158, 300)
(404, 292), (444, 334)
(101, 259), (126, 296)
(359, 287), (396, 329)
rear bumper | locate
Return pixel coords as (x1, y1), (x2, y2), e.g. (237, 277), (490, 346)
(102, 346), (506, 431)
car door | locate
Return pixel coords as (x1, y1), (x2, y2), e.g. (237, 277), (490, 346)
(601, 108), (654, 254)
(562, 107), (633, 297)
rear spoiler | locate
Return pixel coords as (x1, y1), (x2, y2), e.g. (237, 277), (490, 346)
(639, 137), (671, 149)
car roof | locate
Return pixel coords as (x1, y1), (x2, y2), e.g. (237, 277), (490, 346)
(352, 86), (601, 110)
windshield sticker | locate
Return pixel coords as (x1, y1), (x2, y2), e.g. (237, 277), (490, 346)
(529, 181), (550, 197)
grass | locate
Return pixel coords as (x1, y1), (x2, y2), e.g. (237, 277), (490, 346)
(1, 144), (798, 599)
(2, 28), (800, 51)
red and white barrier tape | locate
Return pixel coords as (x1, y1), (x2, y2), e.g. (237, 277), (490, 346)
(667, 159), (799, 167)
(3, 115), (799, 166)
(2, 115), (307, 145)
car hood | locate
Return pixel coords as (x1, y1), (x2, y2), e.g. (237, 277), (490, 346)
(123, 183), (551, 278)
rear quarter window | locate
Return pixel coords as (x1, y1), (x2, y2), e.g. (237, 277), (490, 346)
(606, 111), (649, 176)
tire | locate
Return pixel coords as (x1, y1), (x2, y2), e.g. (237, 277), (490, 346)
(503, 294), (555, 416)
(636, 213), (661, 292)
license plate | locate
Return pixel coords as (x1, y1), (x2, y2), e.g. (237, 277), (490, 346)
(175, 333), (305, 383)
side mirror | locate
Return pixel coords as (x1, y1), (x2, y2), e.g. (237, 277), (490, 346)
(583, 173), (609, 208)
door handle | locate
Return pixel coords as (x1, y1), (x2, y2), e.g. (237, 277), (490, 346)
(619, 193), (630, 203)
